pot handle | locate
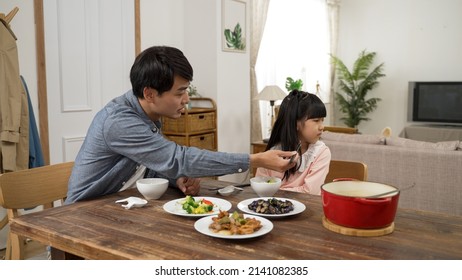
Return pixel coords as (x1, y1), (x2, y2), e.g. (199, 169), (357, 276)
(353, 197), (393, 204)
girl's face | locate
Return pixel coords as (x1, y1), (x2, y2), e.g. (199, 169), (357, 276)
(297, 117), (325, 145)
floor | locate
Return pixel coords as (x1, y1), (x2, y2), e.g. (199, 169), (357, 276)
(0, 240), (48, 260)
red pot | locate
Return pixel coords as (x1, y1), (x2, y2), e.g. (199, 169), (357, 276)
(321, 181), (400, 229)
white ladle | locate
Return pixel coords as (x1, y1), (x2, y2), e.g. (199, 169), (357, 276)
(115, 196), (148, 209)
(208, 183), (250, 191)
(365, 183), (415, 198)
(217, 185), (244, 196)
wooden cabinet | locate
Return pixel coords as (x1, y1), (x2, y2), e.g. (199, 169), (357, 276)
(162, 98), (217, 151)
(251, 141), (267, 153)
(251, 141), (268, 176)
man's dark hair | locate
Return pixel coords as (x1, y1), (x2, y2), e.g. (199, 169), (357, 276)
(130, 46), (194, 98)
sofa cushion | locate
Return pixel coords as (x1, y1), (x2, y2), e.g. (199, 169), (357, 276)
(321, 131), (385, 145)
(386, 137), (460, 151)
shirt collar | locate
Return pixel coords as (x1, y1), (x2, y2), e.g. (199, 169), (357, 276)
(124, 90), (162, 131)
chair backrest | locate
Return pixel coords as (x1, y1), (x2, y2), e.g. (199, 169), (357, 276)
(324, 126), (358, 134)
(325, 160), (367, 183)
(0, 162), (73, 210)
(0, 161), (74, 259)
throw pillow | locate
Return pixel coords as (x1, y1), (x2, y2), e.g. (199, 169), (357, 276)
(321, 131), (385, 145)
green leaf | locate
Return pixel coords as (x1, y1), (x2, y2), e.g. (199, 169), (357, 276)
(285, 77), (303, 91)
(224, 23), (245, 50)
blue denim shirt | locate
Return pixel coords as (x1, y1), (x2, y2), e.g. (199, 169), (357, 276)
(66, 91), (249, 203)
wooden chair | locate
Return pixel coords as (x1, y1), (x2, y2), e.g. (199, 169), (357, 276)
(0, 162), (74, 260)
(324, 126), (358, 134)
(325, 160), (368, 183)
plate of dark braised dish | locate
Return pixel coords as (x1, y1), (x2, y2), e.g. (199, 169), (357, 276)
(237, 197), (306, 218)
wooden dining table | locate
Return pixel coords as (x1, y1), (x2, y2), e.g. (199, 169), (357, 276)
(10, 179), (462, 260)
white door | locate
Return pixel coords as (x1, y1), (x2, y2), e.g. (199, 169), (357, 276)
(44, 0), (135, 163)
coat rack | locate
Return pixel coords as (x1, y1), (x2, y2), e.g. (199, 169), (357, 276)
(0, 6), (19, 25)
(0, 6), (20, 234)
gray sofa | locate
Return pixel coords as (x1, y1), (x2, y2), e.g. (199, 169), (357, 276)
(321, 131), (462, 216)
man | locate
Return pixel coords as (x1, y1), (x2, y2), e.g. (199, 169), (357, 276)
(66, 46), (297, 203)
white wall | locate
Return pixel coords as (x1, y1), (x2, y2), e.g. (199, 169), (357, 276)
(216, 1), (251, 183)
(139, 0), (184, 50)
(336, 0), (462, 135)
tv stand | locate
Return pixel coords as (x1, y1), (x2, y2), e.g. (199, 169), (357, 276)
(399, 124), (462, 142)
(427, 124), (462, 128)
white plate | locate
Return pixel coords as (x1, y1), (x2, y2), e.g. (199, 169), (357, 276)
(237, 197), (306, 217)
(163, 196), (232, 217)
(194, 214), (273, 239)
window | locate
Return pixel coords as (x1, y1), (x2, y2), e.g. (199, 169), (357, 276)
(256, 0), (330, 138)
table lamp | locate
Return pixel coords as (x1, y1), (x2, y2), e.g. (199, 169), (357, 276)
(255, 85), (287, 142)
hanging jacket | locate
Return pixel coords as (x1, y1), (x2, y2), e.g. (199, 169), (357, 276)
(0, 18), (29, 173)
(21, 75), (44, 168)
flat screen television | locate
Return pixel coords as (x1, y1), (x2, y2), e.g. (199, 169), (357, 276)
(408, 81), (462, 125)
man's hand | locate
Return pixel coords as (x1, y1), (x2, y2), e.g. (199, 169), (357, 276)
(250, 150), (299, 173)
(176, 177), (201, 195)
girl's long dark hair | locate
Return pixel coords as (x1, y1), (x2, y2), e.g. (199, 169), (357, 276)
(265, 90), (326, 180)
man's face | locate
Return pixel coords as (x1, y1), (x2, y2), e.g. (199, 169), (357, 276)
(142, 76), (190, 121)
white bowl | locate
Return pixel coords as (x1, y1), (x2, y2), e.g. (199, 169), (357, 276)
(136, 178), (169, 199)
(250, 176), (282, 197)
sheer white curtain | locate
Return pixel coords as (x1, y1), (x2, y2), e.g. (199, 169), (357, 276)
(326, 0), (341, 125)
(255, 0), (330, 139)
(250, 0), (271, 143)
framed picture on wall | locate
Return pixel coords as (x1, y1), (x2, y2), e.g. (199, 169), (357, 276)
(222, 0), (246, 53)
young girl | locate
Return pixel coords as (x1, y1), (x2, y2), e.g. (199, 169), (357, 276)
(256, 90), (331, 195)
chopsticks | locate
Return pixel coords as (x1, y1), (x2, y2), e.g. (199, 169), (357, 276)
(289, 142), (302, 164)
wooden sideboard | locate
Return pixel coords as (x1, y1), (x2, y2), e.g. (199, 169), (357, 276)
(251, 141), (267, 153)
(251, 141), (268, 176)
(162, 98), (217, 151)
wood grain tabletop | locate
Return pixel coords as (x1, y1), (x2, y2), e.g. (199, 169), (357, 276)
(10, 179), (462, 260)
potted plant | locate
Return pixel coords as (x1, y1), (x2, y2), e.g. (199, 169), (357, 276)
(285, 77), (303, 92)
(330, 50), (385, 128)
(188, 84), (199, 97)
(187, 84), (201, 109)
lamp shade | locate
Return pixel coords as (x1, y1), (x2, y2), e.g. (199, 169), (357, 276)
(255, 85), (287, 101)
